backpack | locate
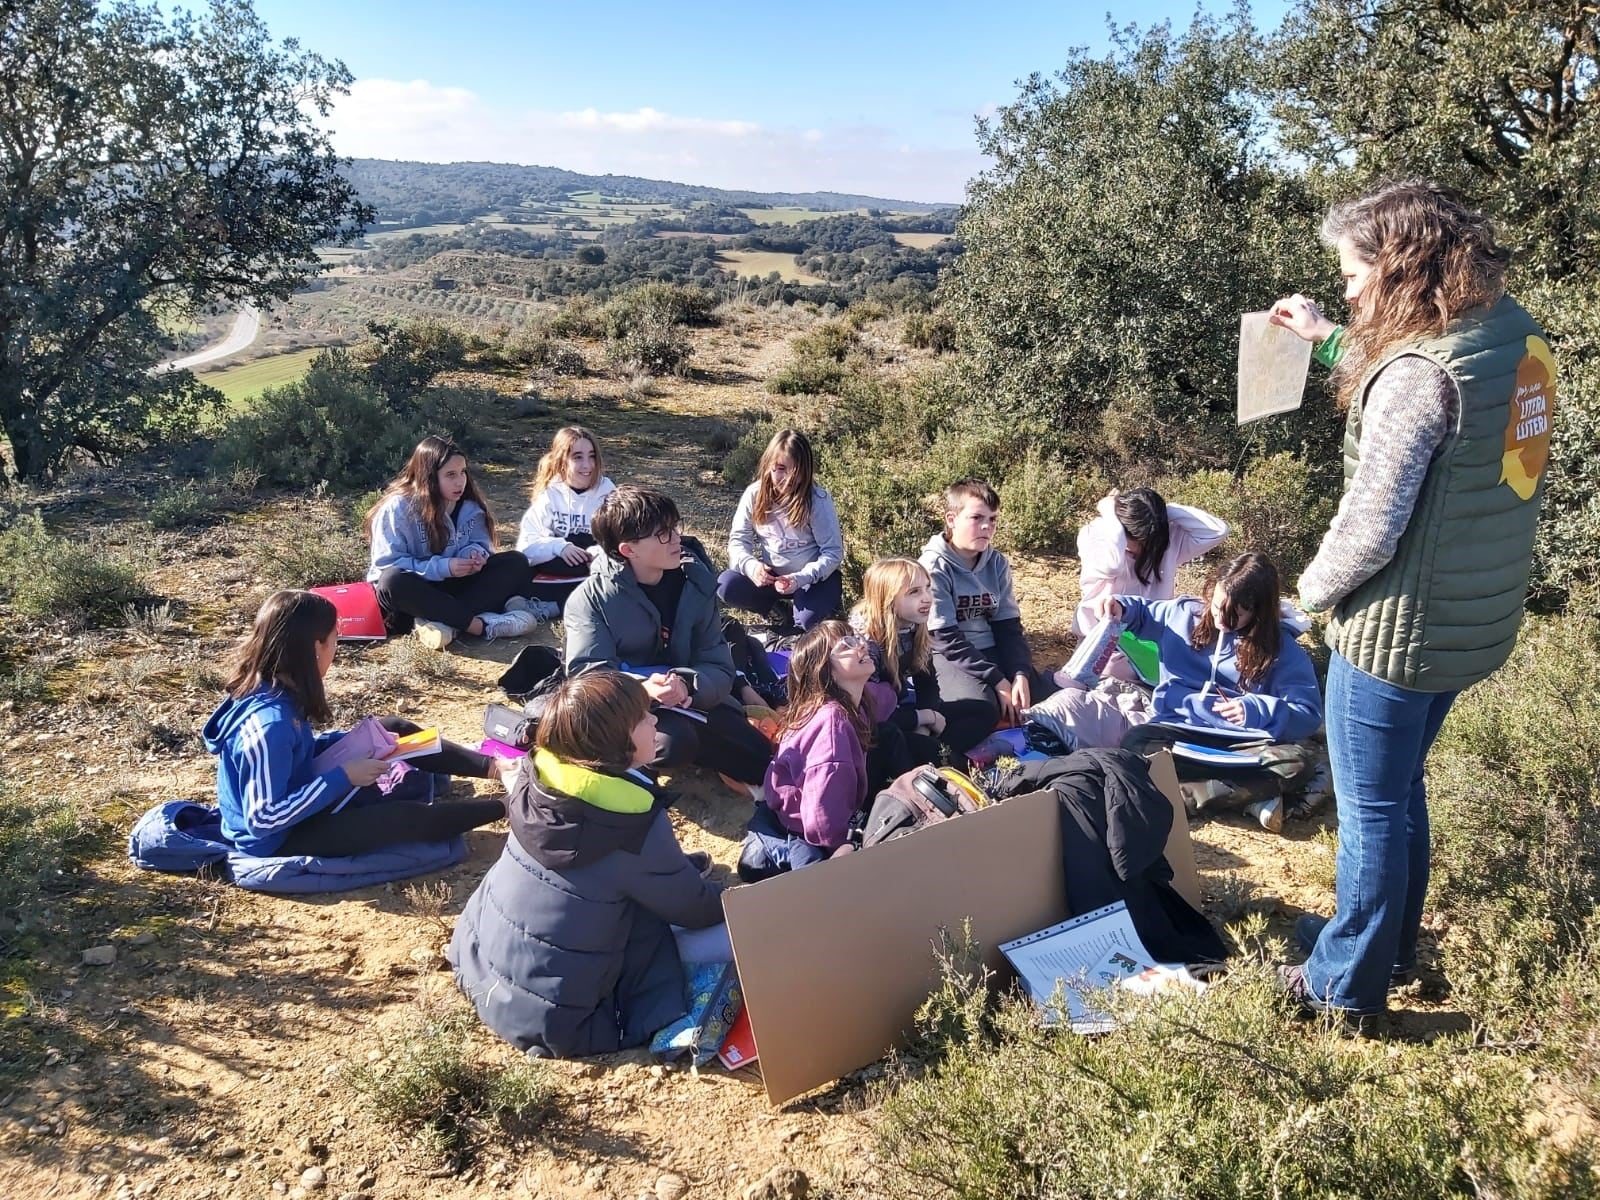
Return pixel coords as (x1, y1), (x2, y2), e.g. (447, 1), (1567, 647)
(486, 644), (566, 750)
(859, 765), (990, 849)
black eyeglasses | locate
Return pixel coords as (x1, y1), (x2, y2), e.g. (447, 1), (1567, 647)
(651, 526), (682, 544)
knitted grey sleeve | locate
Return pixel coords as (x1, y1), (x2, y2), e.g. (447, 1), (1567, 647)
(1297, 354), (1458, 613)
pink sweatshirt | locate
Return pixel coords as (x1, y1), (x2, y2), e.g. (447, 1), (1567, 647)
(763, 701), (868, 851)
(1073, 498), (1229, 636)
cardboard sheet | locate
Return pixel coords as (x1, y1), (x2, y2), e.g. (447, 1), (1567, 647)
(724, 752), (1202, 1104)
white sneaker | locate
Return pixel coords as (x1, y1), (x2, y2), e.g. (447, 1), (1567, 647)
(414, 620), (455, 650)
(479, 608), (539, 641)
(502, 597), (561, 623)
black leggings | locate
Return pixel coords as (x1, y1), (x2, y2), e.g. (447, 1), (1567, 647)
(275, 717), (505, 857)
(373, 552), (535, 634)
(653, 704), (773, 785)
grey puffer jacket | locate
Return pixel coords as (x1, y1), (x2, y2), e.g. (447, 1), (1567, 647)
(562, 550), (738, 710)
(449, 751), (724, 1058)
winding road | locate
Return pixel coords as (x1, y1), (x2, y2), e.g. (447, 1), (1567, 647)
(156, 304), (261, 372)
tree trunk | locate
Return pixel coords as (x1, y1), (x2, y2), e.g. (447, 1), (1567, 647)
(0, 377), (50, 483)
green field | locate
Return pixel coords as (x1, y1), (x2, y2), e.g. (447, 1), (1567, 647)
(891, 232), (954, 249)
(739, 206), (873, 225)
(200, 348), (323, 402)
(716, 249), (826, 284)
(364, 222), (468, 243)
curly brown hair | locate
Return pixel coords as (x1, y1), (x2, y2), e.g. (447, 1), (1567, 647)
(1322, 179), (1510, 411)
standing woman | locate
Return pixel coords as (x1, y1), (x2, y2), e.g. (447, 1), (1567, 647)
(1270, 180), (1557, 1019)
(366, 436), (539, 649)
(717, 429), (844, 631)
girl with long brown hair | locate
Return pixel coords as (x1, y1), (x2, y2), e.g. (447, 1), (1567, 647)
(737, 621), (879, 879)
(515, 425), (615, 599)
(1269, 180), (1555, 1019)
(717, 428), (844, 630)
(365, 435), (539, 649)
(202, 589), (505, 860)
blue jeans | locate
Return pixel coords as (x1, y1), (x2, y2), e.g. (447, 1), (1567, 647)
(1303, 652), (1458, 1013)
(716, 568), (842, 631)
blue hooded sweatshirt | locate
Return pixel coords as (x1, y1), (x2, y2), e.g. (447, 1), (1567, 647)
(1118, 596), (1323, 742)
(201, 687), (353, 857)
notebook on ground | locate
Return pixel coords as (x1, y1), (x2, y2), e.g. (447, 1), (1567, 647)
(310, 582), (386, 641)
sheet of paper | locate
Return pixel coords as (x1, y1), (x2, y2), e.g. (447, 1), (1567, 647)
(1000, 902), (1155, 1032)
(1237, 311), (1312, 424)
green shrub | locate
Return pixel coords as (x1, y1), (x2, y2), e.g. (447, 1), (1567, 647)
(213, 352), (419, 489)
(767, 321), (860, 395)
(212, 352), (497, 490)
(146, 481), (229, 529)
(902, 311), (957, 354)
(545, 295), (605, 340)
(842, 300), (888, 329)
(507, 327), (586, 375)
(346, 1006), (558, 1166)
(1164, 451), (1338, 581)
(1426, 597), (1600, 1044)
(999, 448), (1102, 554)
(874, 954), (1588, 1199)
(721, 423), (774, 487)
(351, 318), (469, 406)
(600, 282), (717, 337)
(254, 510), (370, 589)
(606, 308), (692, 377)
(0, 511), (149, 626)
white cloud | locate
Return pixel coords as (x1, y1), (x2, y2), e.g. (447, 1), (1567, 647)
(327, 78), (979, 204)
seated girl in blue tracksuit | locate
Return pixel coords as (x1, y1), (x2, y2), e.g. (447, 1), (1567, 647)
(203, 590), (506, 859)
(1033, 551), (1323, 824)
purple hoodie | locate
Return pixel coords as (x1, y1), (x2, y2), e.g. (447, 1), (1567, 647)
(763, 700), (868, 851)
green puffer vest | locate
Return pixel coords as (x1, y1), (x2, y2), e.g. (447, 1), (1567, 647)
(1328, 295), (1554, 692)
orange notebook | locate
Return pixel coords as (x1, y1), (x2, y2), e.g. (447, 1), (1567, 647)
(386, 728), (441, 760)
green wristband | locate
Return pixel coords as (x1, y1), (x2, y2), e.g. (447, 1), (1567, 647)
(1313, 325), (1345, 369)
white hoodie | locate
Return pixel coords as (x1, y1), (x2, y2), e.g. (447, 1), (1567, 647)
(516, 476), (617, 564)
(1073, 498), (1228, 636)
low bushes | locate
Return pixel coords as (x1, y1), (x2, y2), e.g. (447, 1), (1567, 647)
(346, 1005), (558, 1167)
(0, 511), (150, 626)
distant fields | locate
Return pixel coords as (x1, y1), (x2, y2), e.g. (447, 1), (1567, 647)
(715, 250), (826, 284)
(739, 206), (871, 224)
(891, 232), (955, 249)
(201, 349), (322, 402)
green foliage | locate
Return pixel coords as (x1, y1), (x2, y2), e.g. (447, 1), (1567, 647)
(351, 319), (468, 407)
(947, 13), (1336, 482)
(767, 321), (860, 395)
(875, 958), (1589, 1199)
(0, 790), (110, 925)
(545, 296), (607, 340)
(600, 282), (718, 337)
(1162, 452), (1339, 581)
(1427, 597), (1600, 1045)
(506, 328), (586, 376)
(0, 0), (368, 481)
(253, 512), (369, 590)
(212, 350), (495, 491)
(998, 448), (1099, 554)
(146, 481), (230, 529)
(346, 1006), (558, 1167)
(0, 511), (149, 626)
(902, 311), (957, 353)
(606, 309), (692, 377)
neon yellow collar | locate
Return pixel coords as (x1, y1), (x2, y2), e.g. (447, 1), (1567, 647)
(533, 748), (652, 814)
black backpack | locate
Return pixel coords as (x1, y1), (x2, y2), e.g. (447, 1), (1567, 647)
(484, 645), (566, 750)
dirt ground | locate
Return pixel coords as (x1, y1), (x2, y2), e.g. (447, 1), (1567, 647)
(0, 311), (1465, 1200)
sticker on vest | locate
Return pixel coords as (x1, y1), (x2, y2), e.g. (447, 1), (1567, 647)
(1501, 335), (1556, 501)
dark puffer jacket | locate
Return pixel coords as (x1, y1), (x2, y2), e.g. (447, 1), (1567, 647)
(449, 750), (724, 1058)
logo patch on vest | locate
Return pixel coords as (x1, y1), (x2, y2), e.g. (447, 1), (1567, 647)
(1500, 335), (1556, 501)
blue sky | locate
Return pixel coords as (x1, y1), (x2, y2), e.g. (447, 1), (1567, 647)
(248, 0), (1292, 202)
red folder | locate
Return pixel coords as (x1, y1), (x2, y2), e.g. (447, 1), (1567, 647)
(310, 582), (387, 641)
(717, 1004), (758, 1070)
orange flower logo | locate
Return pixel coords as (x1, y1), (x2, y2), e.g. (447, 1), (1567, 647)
(1500, 336), (1556, 501)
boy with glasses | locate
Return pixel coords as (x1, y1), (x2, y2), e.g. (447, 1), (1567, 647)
(564, 486), (773, 786)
